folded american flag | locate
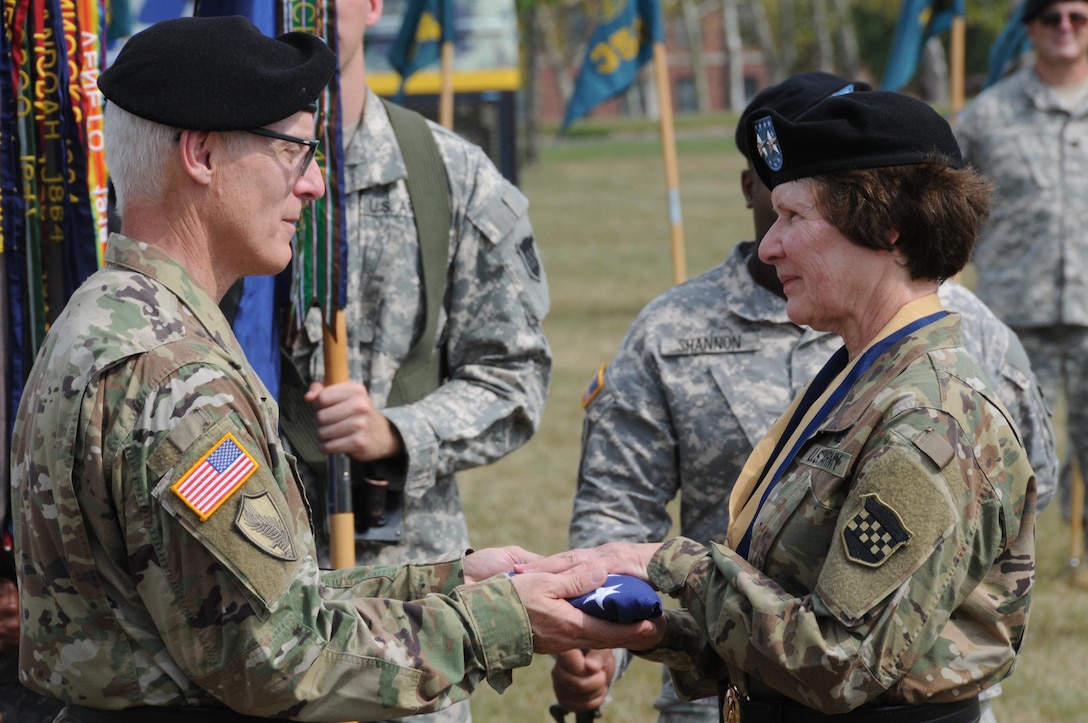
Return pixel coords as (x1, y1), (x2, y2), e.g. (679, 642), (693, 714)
(567, 574), (663, 622)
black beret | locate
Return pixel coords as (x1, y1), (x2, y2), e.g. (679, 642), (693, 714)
(746, 90), (963, 190)
(1022, 0), (1088, 22)
(735, 72), (872, 161)
(99, 15), (336, 131)
(1021, 0), (1054, 23)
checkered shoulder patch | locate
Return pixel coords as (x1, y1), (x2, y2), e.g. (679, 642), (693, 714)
(841, 493), (912, 567)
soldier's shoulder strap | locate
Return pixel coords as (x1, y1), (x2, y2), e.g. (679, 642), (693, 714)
(380, 98), (452, 407)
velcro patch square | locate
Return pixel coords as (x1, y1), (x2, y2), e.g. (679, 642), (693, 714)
(172, 433), (258, 521)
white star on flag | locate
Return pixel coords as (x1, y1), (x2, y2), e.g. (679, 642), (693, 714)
(585, 581), (622, 609)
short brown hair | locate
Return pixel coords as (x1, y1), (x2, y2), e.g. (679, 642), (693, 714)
(808, 160), (993, 281)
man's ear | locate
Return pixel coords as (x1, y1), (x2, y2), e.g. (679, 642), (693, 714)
(740, 168), (756, 210)
(177, 129), (214, 185)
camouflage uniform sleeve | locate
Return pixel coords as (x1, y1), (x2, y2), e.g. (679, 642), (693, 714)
(383, 137), (551, 499)
(569, 322), (679, 549)
(135, 357), (532, 718)
(647, 408), (1021, 713)
(939, 285), (1058, 512)
(996, 333), (1057, 511)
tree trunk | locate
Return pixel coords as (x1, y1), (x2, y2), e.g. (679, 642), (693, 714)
(813, 0), (834, 73)
(537, 4), (573, 105)
(680, 0), (711, 113)
(744, 0), (782, 83)
(920, 37), (950, 105)
(776, 0), (796, 82)
(722, 0), (746, 111)
(522, 4), (539, 166)
(830, 0), (859, 79)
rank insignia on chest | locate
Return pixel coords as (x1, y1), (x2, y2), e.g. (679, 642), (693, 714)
(173, 433), (259, 521)
(841, 493), (912, 567)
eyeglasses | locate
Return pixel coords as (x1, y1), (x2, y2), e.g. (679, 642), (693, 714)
(245, 127), (320, 176)
(1038, 9), (1088, 29)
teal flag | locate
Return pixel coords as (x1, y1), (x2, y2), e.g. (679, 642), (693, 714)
(986, 5), (1030, 88)
(561, 0), (663, 133)
(883, 0), (965, 92)
(388, 0), (454, 100)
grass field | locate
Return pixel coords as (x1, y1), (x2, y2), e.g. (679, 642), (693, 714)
(459, 120), (1088, 722)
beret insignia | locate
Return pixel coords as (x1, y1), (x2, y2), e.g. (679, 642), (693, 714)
(755, 116), (783, 172)
(842, 493), (912, 567)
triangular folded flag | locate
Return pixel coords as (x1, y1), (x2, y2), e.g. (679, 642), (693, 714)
(566, 573), (663, 622)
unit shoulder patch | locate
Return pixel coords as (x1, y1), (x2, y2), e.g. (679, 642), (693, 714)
(236, 491), (298, 561)
(841, 493), (912, 567)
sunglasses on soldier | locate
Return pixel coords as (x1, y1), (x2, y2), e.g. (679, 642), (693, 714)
(1038, 9), (1088, 28)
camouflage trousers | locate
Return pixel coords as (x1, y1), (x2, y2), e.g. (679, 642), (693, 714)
(1015, 326), (1088, 545)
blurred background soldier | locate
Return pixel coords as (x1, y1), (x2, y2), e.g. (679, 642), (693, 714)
(956, 0), (1088, 581)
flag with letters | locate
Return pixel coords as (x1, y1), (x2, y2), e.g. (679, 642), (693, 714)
(882, 0), (965, 92)
(388, 0), (454, 100)
(173, 434), (258, 521)
(560, 0), (663, 133)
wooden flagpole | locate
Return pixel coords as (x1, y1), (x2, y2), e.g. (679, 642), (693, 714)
(325, 312), (356, 570)
(950, 14), (966, 115)
(651, 41), (685, 286)
(439, 39), (454, 129)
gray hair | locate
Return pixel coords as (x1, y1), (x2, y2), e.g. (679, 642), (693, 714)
(103, 104), (175, 218)
(105, 106), (252, 218)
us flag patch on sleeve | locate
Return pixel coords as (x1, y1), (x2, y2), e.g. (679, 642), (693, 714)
(172, 433), (258, 521)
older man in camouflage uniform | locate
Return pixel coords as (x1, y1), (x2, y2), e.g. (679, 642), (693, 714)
(10, 17), (654, 723)
(288, 0), (550, 649)
(955, 0), (1088, 567)
(552, 74), (1055, 723)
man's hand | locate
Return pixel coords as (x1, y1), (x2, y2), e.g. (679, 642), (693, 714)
(516, 541), (663, 582)
(511, 569), (665, 655)
(0, 578), (20, 652)
(306, 381), (403, 461)
(551, 648), (616, 713)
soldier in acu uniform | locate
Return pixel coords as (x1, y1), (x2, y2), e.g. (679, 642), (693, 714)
(956, 0), (1088, 578)
(10, 16), (656, 723)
